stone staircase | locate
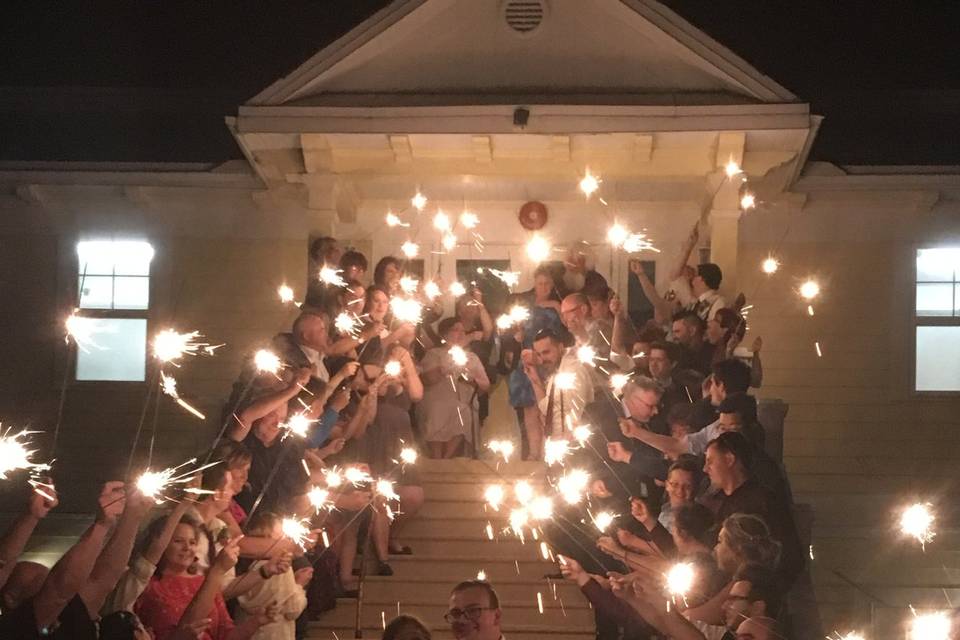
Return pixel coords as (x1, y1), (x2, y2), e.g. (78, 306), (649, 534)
(307, 458), (595, 640)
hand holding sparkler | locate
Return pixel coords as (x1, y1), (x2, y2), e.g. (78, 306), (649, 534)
(213, 535), (242, 574)
(28, 481), (58, 518)
(96, 481), (127, 525)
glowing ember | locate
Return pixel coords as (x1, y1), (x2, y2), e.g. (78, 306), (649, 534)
(283, 413), (314, 438)
(900, 503), (936, 548)
(385, 212), (408, 227)
(514, 480), (534, 505)
(525, 235), (551, 263)
(159, 372), (206, 420)
(307, 486), (332, 513)
(572, 425), (591, 445)
(277, 284), (295, 304)
(537, 592), (544, 614)
(576, 345), (596, 365)
(334, 312), (359, 336)
(557, 469), (590, 505)
(449, 281), (467, 297)
(0, 428), (51, 480)
(622, 232), (658, 254)
(422, 281), (441, 299)
(376, 479), (399, 501)
(476, 570), (487, 581)
(609, 373), (630, 395)
(592, 511), (616, 532)
(281, 517), (313, 550)
(254, 349), (282, 375)
(134, 458), (218, 504)
(761, 257), (780, 274)
(399, 447), (418, 464)
(433, 211), (451, 232)
(529, 496), (553, 521)
(442, 233), (458, 251)
(319, 267), (347, 288)
(384, 360), (403, 377)
(153, 329), (210, 364)
(323, 469), (343, 488)
(484, 485), (505, 510)
(553, 372), (576, 391)
(815, 341), (823, 358)
(579, 171), (600, 197)
(799, 279), (821, 300)
(460, 211), (479, 229)
(389, 297), (423, 324)
(399, 276), (419, 295)
(496, 315), (513, 330)
(487, 439), (515, 462)
(834, 632), (866, 640)
(509, 305), (530, 324)
(544, 438), (571, 466)
(411, 192), (427, 211)
(488, 268), (520, 288)
(607, 224), (630, 248)
(401, 241), (419, 259)
(740, 193), (756, 210)
(449, 345), (468, 367)
(509, 508), (529, 536)
(666, 562), (695, 598)
(724, 159), (742, 178)
(909, 611), (951, 640)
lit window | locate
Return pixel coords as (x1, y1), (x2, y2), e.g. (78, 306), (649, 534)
(915, 248), (960, 391)
(74, 240), (154, 381)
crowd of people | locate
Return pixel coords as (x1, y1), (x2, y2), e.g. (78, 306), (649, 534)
(0, 225), (819, 640)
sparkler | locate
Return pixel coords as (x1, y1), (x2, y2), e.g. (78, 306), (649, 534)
(282, 412), (315, 438)
(553, 372), (576, 391)
(433, 211), (451, 232)
(485, 522), (494, 540)
(557, 469), (590, 505)
(572, 425), (591, 446)
(376, 478), (399, 501)
(544, 438), (571, 466)
(385, 212), (409, 227)
(411, 192), (427, 211)
(724, 159), (742, 178)
(460, 211), (479, 229)
(622, 232), (658, 254)
(909, 610), (951, 640)
(513, 480), (534, 505)
(476, 570), (487, 581)
(384, 360), (403, 377)
(135, 458), (220, 504)
(153, 329), (217, 365)
(761, 257), (780, 274)
(254, 349), (282, 375)
(591, 511), (616, 533)
(323, 468), (343, 488)
(815, 341), (823, 358)
(65, 312), (104, 353)
(400, 241), (419, 259)
(495, 315), (513, 331)
(740, 193), (756, 210)
(537, 592), (544, 614)
(832, 632), (866, 640)
(579, 170), (600, 197)
(509, 508), (529, 537)
(422, 281), (441, 299)
(442, 233), (458, 251)
(449, 281), (467, 297)
(607, 224), (630, 248)
(319, 267), (347, 288)
(281, 517), (313, 551)
(389, 297), (423, 324)
(399, 447), (418, 465)
(334, 312), (360, 337)
(487, 439), (515, 462)
(799, 279), (821, 301)
(449, 345), (468, 367)
(0, 427), (52, 480)
(609, 373), (630, 395)
(509, 305), (530, 324)
(484, 485), (505, 510)
(344, 466), (373, 485)
(576, 345), (596, 365)
(307, 486), (333, 513)
(159, 372), (206, 420)
(525, 235), (551, 263)
(666, 562), (695, 601)
(900, 503), (936, 549)
(277, 284), (296, 304)
(399, 276), (419, 295)
(529, 496), (553, 521)
(487, 268), (520, 288)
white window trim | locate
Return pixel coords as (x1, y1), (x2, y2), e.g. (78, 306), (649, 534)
(913, 245), (960, 395)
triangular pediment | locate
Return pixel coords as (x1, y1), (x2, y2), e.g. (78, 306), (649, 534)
(250, 0), (796, 107)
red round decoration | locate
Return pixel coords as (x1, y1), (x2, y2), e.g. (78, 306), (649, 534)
(518, 201), (548, 230)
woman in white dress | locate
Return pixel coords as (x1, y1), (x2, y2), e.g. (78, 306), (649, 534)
(417, 318), (490, 458)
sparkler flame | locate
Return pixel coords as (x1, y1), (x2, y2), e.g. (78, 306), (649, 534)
(159, 372), (206, 420)
(277, 284), (295, 304)
(411, 192), (427, 211)
(319, 267), (347, 288)
(135, 458), (219, 504)
(496, 315), (513, 330)
(386, 212), (408, 227)
(509, 508), (529, 536)
(399, 276), (420, 295)
(799, 279), (821, 301)
(422, 281), (441, 299)
(525, 235), (551, 263)
(544, 438), (571, 466)
(344, 466), (373, 485)
(909, 611), (951, 640)
(476, 570), (487, 581)
(761, 257), (780, 274)
(460, 211), (479, 229)
(389, 297), (423, 324)
(442, 233), (457, 251)
(307, 486), (333, 513)
(334, 312), (360, 336)
(323, 468), (343, 488)
(0, 428), (51, 480)
(553, 372), (576, 391)
(283, 413), (315, 438)
(399, 447), (418, 464)
(529, 496), (553, 521)
(900, 503), (936, 548)
(557, 469), (590, 505)
(401, 241), (419, 259)
(592, 511), (616, 532)
(834, 632), (866, 640)
(433, 211), (451, 232)
(153, 329), (212, 365)
(484, 485), (505, 510)
(449, 281), (467, 297)
(740, 193), (756, 210)
(572, 425), (592, 445)
(384, 360), (403, 377)
(579, 171), (600, 197)
(513, 480), (534, 505)
(622, 232), (658, 254)
(666, 562), (696, 599)
(487, 439), (515, 462)
(376, 478), (399, 501)
(609, 373), (630, 395)
(281, 517), (313, 551)
(509, 305), (530, 324)
(607, 224), (630, 248)
(253, 349), (282, 375)
(65, 312), (105, 353)
(576, 345), (596, 365)
(488, 268), (520, 288)
(724, 159), (742, 178)
(449, 345), (468, 367)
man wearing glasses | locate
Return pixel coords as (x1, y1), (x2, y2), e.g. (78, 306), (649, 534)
(445, 580), (503, 640)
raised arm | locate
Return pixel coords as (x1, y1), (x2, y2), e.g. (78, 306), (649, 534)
(670, 221), (700, 281)
(230, 369), (310, 441)
(608, 295), (638, 365)
(396, 347), (424, 402)
(179, 536), (238, 628)
(31, 482), (124, 630)
(618, 419), (689, 460)
(0, 485), (58, 590)
(628, 260), (677, 325)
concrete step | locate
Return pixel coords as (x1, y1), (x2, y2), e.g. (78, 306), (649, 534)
(313, 596), (593, 629)
(375, 555), (559, 582)
(307, 624), (595, 640)
(358, 576), (585, 603)
(416, 458), (548, 476)
(395, 537), (544, 559)
(402, 517), (512, 540)
(419, 479), (549, 502)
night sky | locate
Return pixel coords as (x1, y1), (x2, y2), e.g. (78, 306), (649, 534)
(2, 1), (959, 165)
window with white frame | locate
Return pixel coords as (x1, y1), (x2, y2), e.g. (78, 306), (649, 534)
(915, 247), (960, 391)
(74, 240), (154, 381)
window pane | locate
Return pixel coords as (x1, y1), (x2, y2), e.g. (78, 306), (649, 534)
(916, 283), (954, 316)
(113, 277), (150, 310)
(76, 318), (147, 381)
(916, 248), (960, 282)
(78, 276), (114, 309)
(916, 326), (960, 391)
(111, 241), (155, 276)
